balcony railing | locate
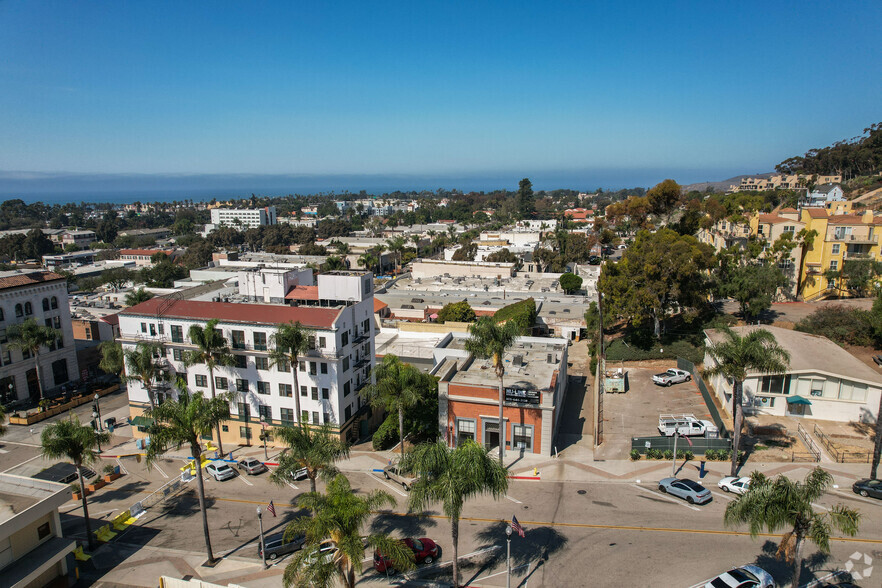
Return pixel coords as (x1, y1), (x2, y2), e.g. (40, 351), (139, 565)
(829, 233), (878, 244)
(844, 251), (874, 260)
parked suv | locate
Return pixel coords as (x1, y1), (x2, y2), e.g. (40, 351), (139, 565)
(259, 531), (306, 561)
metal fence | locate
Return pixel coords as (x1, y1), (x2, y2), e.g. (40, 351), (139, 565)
(813, 424), (873, 463)
(676, 357), (729, 439)
(796, 422), (821, 462)
(140, 472), (190, 509)
(631, 436), (731, 454)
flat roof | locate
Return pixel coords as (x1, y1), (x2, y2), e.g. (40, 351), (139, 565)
(121, 297), (341, 329)
(704, 326), (882, 385)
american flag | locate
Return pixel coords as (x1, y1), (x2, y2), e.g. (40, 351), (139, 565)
(267, 500), (276, 517)
(511, 516), (525, 538)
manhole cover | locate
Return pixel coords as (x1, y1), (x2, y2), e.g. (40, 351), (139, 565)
(577, 490), (587, 495)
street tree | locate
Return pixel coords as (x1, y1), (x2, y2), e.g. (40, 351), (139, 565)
(719, 261), (788, 320)
(98, 340), (124, 377)
(404, 440), (509, 587)
(7, 318), (60, 400)
(558, 272), (583, 294)
(360, 355), (425, 463)
(124, 288), (154, 307)
(41, 417), (110, 551)
(269, 423), (349, 495)
(270, 321), (313, 428)
(704, 327), (790, 476)
(124, 341), (167, 411)
(724, 468), (860, 588)
(185, 318), (235, 455)
(146, 386), (233, 564)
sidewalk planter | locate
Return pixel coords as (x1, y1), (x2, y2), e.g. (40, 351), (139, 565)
(87, 480), (106, 492)
(72, 489), (90, 500)
(104, 465), (122, 483)
(5, 384), (120, 426)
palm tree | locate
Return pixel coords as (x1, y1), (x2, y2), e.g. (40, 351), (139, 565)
(7, 318), (60, 401)
(386, 236), (406, 271)
(185, 319), (235, 455)
(41, 417), (110, 551)
(334, 241), (350, 255)
(98, 340), (124, 377)
(704, 326), (790, 476)
(269, 423), (349, 494)
(404, 440), (508, 587)
(464, 317), (520, 463)
(360, 354), (424, 463)
(124, 288), (154, 306)
(323, 255), (346, 271)
(724, 468), (860, 588)
(124, 341), (167, 410)
(358, 253), (377, 275)
(410, 235), (421, 258)
(795, 228), (819, 297)
(270, 321), (313, 427)
(281, 474), (414, 588)
(146, 385), (233, 564)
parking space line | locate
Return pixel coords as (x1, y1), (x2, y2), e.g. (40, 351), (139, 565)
(505, 494), (523, 504)
(153, 463), (168, 478)
(115, 458), (129, 476)
(1, 454), (41, 473)
(710, 491), (735, 502)
(471, 563), (530, 583)
(373, 475), (408, 497)
(285, 481), (299, 491)
(830, 489), (880, 506)
(238, 475), (254, 487)
(630, 484), (700, 511)
(811, 502), (829, 511)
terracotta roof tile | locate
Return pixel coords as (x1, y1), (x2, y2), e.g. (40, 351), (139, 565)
(284, 285), (319, 301)
(373, 298), (389, 312)
(806, 209), (829, 218)
(828, 215), (867, 225)
(119, 249), (172, 256)
(121, 298), (340, 329)
(779, 207), (798, 213)
(757, 214), (791, 224)
(0, 271), (65, 291)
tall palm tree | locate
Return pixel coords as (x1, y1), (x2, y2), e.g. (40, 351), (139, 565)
(146, 385), (233, 564)
(282, 474), (414, 588)
(386, 236), (406, 271)
(404, 440), (508, 587)
(98, 340), (124, 377)
(465, 317), (520, 463)
(124, 341), (167, 410)
(270, 321), (313, 427)
(724, 468), (860, 588)
(704, 327), (790, 476)
(410, 235), (421, 258)
(269, 422), (349, 494)
(7, 318), (60, 401)
(360, 354), (424, 463)
(323, 255), (346, 272)
(358, 253), (377, 275)
(185, 319), (235, 455)
(41, 417), (110, 551)
(795, 228), (819, 297)
(124, 288), (154, 307)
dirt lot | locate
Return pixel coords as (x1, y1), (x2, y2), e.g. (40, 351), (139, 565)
(594, 366), (713, 460)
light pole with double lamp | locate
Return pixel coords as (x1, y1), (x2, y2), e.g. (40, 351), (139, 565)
(505, 525), (512, 588)
(93, 393), (103, 431)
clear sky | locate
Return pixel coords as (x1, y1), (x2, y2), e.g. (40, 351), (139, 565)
(1, 0), (880, 185)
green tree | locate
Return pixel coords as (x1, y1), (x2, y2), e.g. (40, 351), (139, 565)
(719, 262), (788, 320)
(724, 468), (860, 588)
(269, 423), (349, 495)
(437, 300), (476, 323)
(41, 417), (110, 551)
(124, 341), (167, 411)
(404, 440), (509, 587)
(270, 321), (313, 428)
(281, 474), (414, 588)
(7, 318), (60, 400)
(101, 267), (132, 291)
(360, 355), (425, 463)
(185, 319), (235, 455)
(704, 327), (790, 476)
(646, 179), (682, 217)
(23, 228), (55, 260)
(465, 317), (520, 463)
(125, 287), (154, 307)
(146, 386), (233, 564)
(517, 178), (535, 218)
(322, 255), (347, 271)
(98, 340), (124, 377)
(357, 252), (377, 274)
(451, 242), (477, 261)
(558, 272), (583, 294)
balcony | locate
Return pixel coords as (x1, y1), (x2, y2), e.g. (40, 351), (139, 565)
(844, 251), (874, 260)
(829, 233), (878, 244)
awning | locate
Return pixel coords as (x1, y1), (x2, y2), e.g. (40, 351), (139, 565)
(786, 395), (812, 405)
(131, 416), (154, 427)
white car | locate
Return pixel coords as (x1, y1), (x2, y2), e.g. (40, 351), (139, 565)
(703, 564), (774, 588)
(652, 368), (691, 386)
(205, 462), (236, 481)
(718, 476), (751, 495)
(304, 540), (337, 565)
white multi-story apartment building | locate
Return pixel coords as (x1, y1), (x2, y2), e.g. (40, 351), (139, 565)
(118, 270), (377, 446)
(209, 206), (277, 230)
(0, 271), (78, 404)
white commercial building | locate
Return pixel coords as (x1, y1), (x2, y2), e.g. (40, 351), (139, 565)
(208, 206), (278, 230)
(119, 270), (377, 444)
(0, 271), (78, 404)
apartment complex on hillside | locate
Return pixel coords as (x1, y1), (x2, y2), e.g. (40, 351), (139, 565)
(729, 174), (842, 192)
(119, 269), (377, 445)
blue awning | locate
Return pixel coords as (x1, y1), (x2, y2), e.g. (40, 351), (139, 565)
(786, 395), (812, 405)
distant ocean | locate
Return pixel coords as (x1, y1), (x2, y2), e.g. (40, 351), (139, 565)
(0, 168), (743, 205)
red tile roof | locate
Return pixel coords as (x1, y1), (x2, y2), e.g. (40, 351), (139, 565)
(757, 214), (792, 224)
(0, 271), (65, 291)
(827, 215), (867, 225)
(805, 209), (829, 219)
(779, 207), (798, 213)
(374, 298), (389, 312)
(121, 298), (340, 329)
(284, 285), (319, 301)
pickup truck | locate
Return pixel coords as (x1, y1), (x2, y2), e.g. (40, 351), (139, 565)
(652, 368), (691, 386)
(382, 464), (418, 491)
(658, 414), (717, 437)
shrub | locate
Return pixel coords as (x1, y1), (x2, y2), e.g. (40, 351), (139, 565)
(559, 272), (583, 294)
(704, 449), (718, 461)
(662, 450), (674, 460)
(605, 338), (705, 365)
(795, 305), (878, 347)
(103, 464), (115, 474)
(493, 298), (537, 335)
(684, 450), (694, 461)
(646, 448), (663, 460)
(437, 300), (476, 323)
(629, 449), (642, 461)
(589, 356), (597, 376)
(372, 414), (399, 450)
(717, 449), (731, 461)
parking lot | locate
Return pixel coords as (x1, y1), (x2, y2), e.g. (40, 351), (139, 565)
(595, 366), (714, 460)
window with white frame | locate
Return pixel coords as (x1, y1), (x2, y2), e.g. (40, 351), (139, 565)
(512, 425), (533, 451)
(831, 243), (840, 255)
(456, 419), (476, 445)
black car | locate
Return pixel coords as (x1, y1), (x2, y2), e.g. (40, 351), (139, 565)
(259, 531), (307, 560)
(852, 478), (882, 499)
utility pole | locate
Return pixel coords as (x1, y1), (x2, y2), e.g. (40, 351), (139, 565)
(505, 525), (512, 588)
(257, 506), (267, 569)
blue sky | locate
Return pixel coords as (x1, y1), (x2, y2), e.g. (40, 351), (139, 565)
(1, 1), (880, 187)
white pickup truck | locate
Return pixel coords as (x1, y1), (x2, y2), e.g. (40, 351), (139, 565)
(658, 414), (717, 437)
(652, 368), (691, 386)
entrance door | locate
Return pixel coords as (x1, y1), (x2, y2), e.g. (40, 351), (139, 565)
(26, 368), (40, 400)
(483, 421), (499, 451)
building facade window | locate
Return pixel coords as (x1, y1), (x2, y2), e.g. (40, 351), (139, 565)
(42, 298), (50, 312)
(309, 362), (317, 375)
(257, 381), (270, 395)
(280, 408), (294, 426)
(234, 355), (247, 369)
(276, 358), (290, 372)
(456, 419), (476, 445)
(321, 363), (328, 374)
(171, 325), (183, 343)
(253, 332), (267, 351)
(512, 424), (533, 451)
(231, 330), (245, 349)
(258, 404), (272, 422)
(239, 426), (252, 439)
(760, 374), (791, 395)
(50, 296), (58, 309)
(52, 359), (69, 387)
(344, 405), (352, 421)
(312, 411), (319, 424)
(215, 376), (228, 390)
(173, 348), (184, 361)
(194, 374), (208, 387)
(24, 302), (32, 315)
(300, 385), (307, 397)
(237, 402), (250, 421)
(319, 336), (326, 348)
(279, 383), (292, 397)
(311, 386), (318, 400)
(343, 381), (351, 396)
(323, 412), (331, 424)
(256, 357), (269, 370)
(831, 244), (841, 255)
(343, 357), (350, 371)
(341, 331), (349, 346)
(322, 387), (329, 399)
(236, 378), (249, 393)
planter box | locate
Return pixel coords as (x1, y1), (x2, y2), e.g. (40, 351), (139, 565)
(72, 489), (90, 500)
(104, 472), (122, 483)
(87, 480), (106, 492)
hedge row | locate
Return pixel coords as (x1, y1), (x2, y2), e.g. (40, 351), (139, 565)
(493, 297), (537, 334)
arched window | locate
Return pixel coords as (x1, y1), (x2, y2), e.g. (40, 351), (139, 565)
(15, 304), (23, 317)
(50, 296), (58, 310)
(24, 302), (32, 315)
(42, 298), (50, 312)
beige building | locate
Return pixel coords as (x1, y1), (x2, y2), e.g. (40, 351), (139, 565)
(410, 259), (516, 280)
(730, 174), (842, 192)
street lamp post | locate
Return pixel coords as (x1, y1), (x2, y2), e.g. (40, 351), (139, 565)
(92, 409), (102, 452)
(672, 432), (679, 477)
(257, 506), (267, 569)
(505, 525), (512, 588)
(93, 393), (102, 432)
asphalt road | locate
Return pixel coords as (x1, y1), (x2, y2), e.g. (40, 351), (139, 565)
(3, 438), (880, 588)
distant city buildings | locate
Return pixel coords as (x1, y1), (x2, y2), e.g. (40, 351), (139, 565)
(206, 206), (277, 233)
(728, 174), (842, 193)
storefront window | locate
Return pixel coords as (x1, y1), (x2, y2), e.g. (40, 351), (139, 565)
(456, 419), (475, 445)
(512, 425), (533, 451)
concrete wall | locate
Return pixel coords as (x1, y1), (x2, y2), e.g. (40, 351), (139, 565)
(411, 260), (516, 279)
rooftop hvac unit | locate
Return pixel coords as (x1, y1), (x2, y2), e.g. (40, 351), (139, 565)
(512, 354), (523, 367)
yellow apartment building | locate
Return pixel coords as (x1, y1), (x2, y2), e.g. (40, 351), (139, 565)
(748, 209), (805, 297)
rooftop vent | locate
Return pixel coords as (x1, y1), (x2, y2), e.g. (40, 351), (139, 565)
(512, 354), (524, 367)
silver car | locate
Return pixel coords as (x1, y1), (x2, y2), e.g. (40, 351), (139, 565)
(206, 462), (236, 481)
(237, 457), (268, 475)
(658, 477), (712, 505)
(703, 564), (774, 588)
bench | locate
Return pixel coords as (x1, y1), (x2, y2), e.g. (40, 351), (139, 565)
(94, 524), (118, 543)
(873, 355), (882, 367)
(111, 509), (138, 532)
(73, 545), (91, 561)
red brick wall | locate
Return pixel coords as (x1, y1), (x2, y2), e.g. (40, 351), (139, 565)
(447, 399), (543, 454)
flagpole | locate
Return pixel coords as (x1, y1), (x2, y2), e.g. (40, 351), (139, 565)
(257, 506), (267, 569)
(506, 525), (512, 588)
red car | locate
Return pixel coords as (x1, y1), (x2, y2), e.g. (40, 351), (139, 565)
(374, 537), (440, 574)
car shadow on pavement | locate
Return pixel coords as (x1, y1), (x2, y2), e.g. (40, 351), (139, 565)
(140, 488), (218, 523)
(221, 508), (310, 559)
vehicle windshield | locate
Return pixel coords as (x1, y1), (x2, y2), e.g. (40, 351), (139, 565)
(411, 539), (423, 551)
(667, 370), (677, 375)
(217, 464), (232, 471)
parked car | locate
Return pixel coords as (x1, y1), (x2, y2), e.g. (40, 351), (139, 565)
(374, 537), (440, 575)
(205, 462), (236, 481)
(852, 478), (882, 499)
(652, 368), (691, 386)
(290, 467), (308, 481)
(658, 477), (712, 505)
(657, 414), (717, 437)
(304, 540), (337, 565)
(237, 457), (268, 475)
(259, 531), (306, 560)
(383, 464), (418, 491)
(703, 564), (774, 588)
(718, 476), (751, 495)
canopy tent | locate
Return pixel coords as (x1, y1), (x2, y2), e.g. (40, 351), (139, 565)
(786, 395), (812, 405)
